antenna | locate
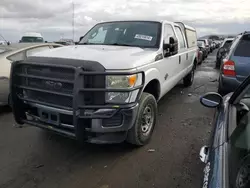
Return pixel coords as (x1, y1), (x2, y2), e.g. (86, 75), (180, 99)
(72, 1), (75, 41)
(0, 33), (9, 45)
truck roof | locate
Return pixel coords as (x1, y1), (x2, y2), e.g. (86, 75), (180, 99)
(94, 20), (196, 31)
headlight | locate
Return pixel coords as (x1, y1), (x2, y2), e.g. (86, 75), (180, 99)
(106, 73), (142, 103)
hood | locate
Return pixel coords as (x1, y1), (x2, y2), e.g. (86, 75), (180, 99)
(34, 45), (159, 70)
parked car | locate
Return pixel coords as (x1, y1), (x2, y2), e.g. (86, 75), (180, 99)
(208, 39), (214, 53)
(197, 40), (208, 59)
(216, 37), (234, 68)
(19, 32), (44, 43)
(0, 43), (63, 106)
(218, 32), (250, 95)
(199, 75), (250, 188)
(198, 39), (210, 54)
(10, 20), (198, 146)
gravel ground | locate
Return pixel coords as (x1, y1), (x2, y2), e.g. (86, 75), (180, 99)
(0, 50), (219, 188)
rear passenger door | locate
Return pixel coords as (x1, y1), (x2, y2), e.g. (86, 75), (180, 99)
(159, 24), (180, 96)
(174, 26), (187, 75)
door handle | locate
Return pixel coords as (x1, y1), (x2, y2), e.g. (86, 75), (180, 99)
(179, 56), (181, 64)
(186, 53), (188, 60)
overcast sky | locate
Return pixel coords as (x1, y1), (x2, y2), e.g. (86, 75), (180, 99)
(1, 0), (250, 42)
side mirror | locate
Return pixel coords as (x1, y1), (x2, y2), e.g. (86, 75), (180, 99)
(163, 36), (178, 57)
(79, 36), (84, 42)
(200, 92), (223, 108)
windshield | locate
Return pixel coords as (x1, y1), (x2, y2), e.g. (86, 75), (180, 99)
(20, 36), (44, 43)
(229, 86), (250, 188)
(79, 21), (161, 48)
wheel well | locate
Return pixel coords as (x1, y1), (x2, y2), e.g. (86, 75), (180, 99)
(143, 79), (160, 100)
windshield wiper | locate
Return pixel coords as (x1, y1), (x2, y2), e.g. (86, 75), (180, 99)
(78, 42), (97, 45)
(107, 43), (135, 47)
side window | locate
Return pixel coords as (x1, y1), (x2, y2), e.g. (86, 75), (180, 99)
(164, 24), (175, 41)
(26, 46), (50, 57)
(7, 51), (26, 61)
(234, 34), (250, 57)
(186, 29), (197, 48)
(174, 26), (186, 49)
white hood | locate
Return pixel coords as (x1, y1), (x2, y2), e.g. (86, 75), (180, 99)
(35, 45), (158, 70)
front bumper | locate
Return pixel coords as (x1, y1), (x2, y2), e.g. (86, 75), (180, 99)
(22, 102), (139, 143)
(10, 57), (144, 144)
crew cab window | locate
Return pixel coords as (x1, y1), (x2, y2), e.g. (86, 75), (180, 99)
(26, 46), (50, 57)
(186, 29), (197, 48)
(174, 26), (186, 49)
(229, 86), (250, 188)
(234, 34), (250, 57)
(164, 24), (175, 41)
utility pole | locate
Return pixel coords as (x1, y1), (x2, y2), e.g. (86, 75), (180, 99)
(72, 1), (75, 42)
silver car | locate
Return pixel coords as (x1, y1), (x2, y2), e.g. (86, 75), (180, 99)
(0, 43), (63, 106)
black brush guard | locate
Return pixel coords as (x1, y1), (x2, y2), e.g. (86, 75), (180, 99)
(10, 57), (145, 142)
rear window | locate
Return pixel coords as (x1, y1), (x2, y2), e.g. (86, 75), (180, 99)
(186, 29), (197, 48)
(234, 35), (250, 57)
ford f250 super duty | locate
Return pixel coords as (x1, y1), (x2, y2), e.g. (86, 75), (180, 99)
(10, 20), (198, 145)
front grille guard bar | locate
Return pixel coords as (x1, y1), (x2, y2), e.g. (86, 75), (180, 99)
(11, 62), (145, 121)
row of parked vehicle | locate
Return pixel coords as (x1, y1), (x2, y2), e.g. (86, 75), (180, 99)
(1, 21), (250, 188)
(197, 38), (221, 64)
(199, 31), (250, 188)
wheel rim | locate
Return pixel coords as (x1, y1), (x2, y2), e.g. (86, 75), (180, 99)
(141, 104), (154, 136)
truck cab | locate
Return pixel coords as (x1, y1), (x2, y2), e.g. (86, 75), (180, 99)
(10, 20), (198, 145)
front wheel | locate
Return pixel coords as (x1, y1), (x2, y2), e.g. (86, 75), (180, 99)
(183, 67), (195, 87)
(126, 92), (157, 146)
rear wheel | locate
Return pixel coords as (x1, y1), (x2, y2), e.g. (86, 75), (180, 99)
(183, 67), (195, 87)
(126, 92), (157, 146)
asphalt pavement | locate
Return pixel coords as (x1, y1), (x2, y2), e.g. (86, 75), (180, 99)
(0, 50), (219, 188)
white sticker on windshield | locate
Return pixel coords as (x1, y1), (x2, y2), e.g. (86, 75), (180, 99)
(135, 34), (153, 41)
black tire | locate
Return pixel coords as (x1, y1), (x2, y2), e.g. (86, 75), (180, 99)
(126, 92), (157, 146)
(183, 67), (195, 87)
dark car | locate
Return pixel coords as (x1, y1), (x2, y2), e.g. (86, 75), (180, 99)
(198, 40), (208, 59)
(199, 75), (250, 188)
(216, 38), (234, 68)
(218, 32), (250, 95)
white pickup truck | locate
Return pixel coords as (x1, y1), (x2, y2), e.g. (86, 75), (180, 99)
(10, 20), (198, 145)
